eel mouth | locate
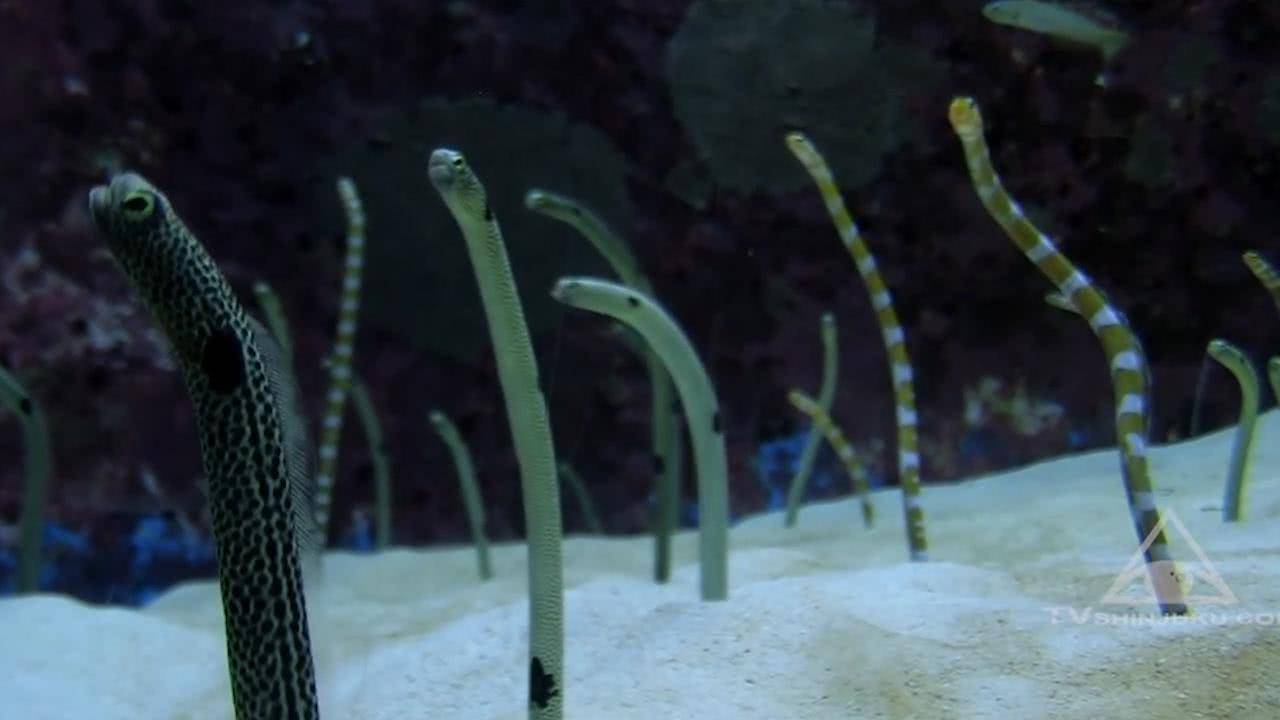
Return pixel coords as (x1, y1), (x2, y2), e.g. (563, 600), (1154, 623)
(427, 148), (461, 189)
(87, 173), (153, 235)
(549, 278), (580, 303)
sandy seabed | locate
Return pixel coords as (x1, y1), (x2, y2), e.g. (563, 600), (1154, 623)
(4, 412), (1280, 719)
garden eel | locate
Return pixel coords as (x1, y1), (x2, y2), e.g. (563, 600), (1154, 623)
(552, 277), (729, 601)
(558, 461), (604, 534)
(253, 281), (295, 369)
(787, 389), (873, 528)
(314, 177), (367, 538)
(1046, 290), (1156, 439)
(0, 365), (50, 593)
(783, 312), (838, 527)
(1206, 339), (1258, 522)
(525, 188), (682, 582)
(1243, 250), (1280, 317)
(430, 409), (493, 580)
(785, 132), (928, 561)
(429, 149), (564, 718)
(88, 173), (320, 717)
(948, 97), (1188, 615)
(349, 376), (392, 547)
(1269, 358), (1280, 417)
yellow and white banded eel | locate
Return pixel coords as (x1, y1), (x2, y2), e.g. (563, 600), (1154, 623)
(1243, 250), (1280, 316)
(948, 97), (1188, 615)
(313, 177), (366, 536)
(89, 174), (320, 717)
(787, 390), (874, 528)
(783, 312), (839, 527)
(785, 132), (927, 561)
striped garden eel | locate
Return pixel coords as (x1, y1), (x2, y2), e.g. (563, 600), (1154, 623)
(525, 188), (683, 582)
(785, 132), (927, 561)
(1206, 339), (1259, 522)
(783, 312), (839, 527)
(1242, 250), (1280, 316)
(430, 409), (493, 580)
(313, 177), (367, 538)
(551, 277), (729, 601)
(429, 149), (564, 718)
(88, 174), (320, 717)
(948, 96), (1188, 614)
(787, 389), (874, 528)
(0, 365), (51, 593)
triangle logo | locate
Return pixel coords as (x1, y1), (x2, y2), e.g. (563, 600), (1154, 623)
(1100, 508), (1237, 606)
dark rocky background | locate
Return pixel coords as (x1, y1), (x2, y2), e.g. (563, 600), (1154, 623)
(1, 0), (1278, 602)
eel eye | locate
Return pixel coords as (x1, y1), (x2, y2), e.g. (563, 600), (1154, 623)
(452, 156), (465, 169)
(121, 191), (155, 221)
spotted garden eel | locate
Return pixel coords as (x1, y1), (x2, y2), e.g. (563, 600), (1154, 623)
(0, 365), (51, 593)
(783, 312), (839, 527)
(429, 149), (564, 718)
(1206, 339), (1259, 522)
(314, 177), (367, 538)
(948, 97), (1188, 614)
(785, 132), (927, 561)
(552, 277), (729, 601)
(525, 188), (682, 582)
(787, 389), (873, 528)
(88, 173), (320, 717)
(430, 408), (493, 580)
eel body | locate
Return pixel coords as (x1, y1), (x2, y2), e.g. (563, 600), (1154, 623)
(89, 173), (320, 718)
(552, 276), (729, 601)
(430, 150), (564, 718)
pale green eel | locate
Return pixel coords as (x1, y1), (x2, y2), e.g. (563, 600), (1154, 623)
(552, 277), (728, 601)
(525, 188), (682, 582)
(430, 149), (564, 718)
(1207, 339), (1259, 522)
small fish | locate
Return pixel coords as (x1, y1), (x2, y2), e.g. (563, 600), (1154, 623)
(983, 1), (1129, 63)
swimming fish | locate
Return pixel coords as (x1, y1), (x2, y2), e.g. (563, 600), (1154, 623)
(983, 1), (1129, 63)
(89, 173), (320, 719)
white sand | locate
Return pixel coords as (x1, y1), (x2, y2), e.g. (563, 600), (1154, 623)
(4, 412), (1280, 719)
